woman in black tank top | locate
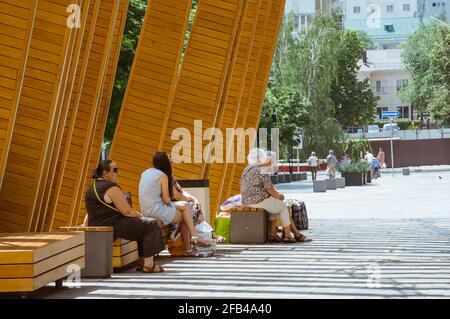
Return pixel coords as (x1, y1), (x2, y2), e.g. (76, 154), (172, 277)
(85, 160), (165, 273)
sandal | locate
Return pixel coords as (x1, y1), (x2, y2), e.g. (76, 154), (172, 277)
(295, 234), (312, 242)
(192, 236), (211, 247)
(183, 250), (198, 257)
(268, 236), (283, 243)
(142, 264), (165, 273)
(282, 237), (296, 243)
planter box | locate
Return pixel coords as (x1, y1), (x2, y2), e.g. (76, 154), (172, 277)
(403, 168), (410, 175)
(342, 172), (364, 186)
(285, 174), (291, 183)
(313, 180), (327, 192)
(291, 174), (298, 182)
(278, 174), (285, 184)
(270, 175), (278, 184)
(299, 172), (307, 180)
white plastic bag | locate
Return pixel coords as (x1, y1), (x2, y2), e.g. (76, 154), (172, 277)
(193, 221), (216, 257)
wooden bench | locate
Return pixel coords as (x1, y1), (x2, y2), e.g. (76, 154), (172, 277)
(61, 221), (171, 272)
(0, 232), (85, 293)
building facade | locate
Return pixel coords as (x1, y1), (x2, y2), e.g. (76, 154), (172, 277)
(358, 49), (413, 120)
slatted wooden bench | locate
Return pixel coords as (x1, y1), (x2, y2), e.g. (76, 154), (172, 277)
(61, 221), (171, 272)
(0, 232), (85, 293)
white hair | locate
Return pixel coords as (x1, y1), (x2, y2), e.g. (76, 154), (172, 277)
(247, 148), (268, 165)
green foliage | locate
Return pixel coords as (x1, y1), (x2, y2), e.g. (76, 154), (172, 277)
(337, 159), (371, 173)
(104, 0), (147, 143)
(400, 20), (450, 124)
(429, 25), (450, 125)
(347, 138), (371, 163)
(104, 0), (199, 144)
(356, 30), (375, 50)
(331, 30), (378, 127)
(261, 13), (375, 161)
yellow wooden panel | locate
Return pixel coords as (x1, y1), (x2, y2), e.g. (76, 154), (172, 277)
(45, 0), (123, 231)
(224, 0), (285, 208)
(109, 0), (193, 210)
(160, 0), (247, 187)
(113, 250), (138, 268)
(0, 0), (78, 233)
(0, 0), (37, 189)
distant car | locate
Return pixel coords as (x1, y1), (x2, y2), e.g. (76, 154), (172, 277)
(383, 123), (399, 132)
(366, 125), (380, 133)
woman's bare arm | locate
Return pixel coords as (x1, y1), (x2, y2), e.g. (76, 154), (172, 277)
(159, 174), (172, 204)
(105, 186), (142, 217)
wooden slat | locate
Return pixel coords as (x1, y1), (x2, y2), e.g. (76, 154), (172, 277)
(0, 232), (84, 264)
(224, 0), (285, 212)
(0, 0), (37, 189)
(113, 240), (137, 256)
(0, 0), (78, 233)
(0, 244), (85, 278)
(113, 250), (138, 268)
(45, 0), (123, 231)
(109, 0), (193, 210)
(76, 0), (129, 226)
(0, 256), (85, 292)
(207, 0), (265, 221)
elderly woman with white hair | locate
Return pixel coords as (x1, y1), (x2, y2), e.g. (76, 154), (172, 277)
(240, 148), (312, 243)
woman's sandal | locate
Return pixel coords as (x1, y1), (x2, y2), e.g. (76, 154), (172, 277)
(295, 234), (312, 242)
(282, 237), (296, 243)
(142, 264), (165, 273)
(192, 237), (211, 247)
(268, 236), (283, 243)
(184, 250), (198, 257)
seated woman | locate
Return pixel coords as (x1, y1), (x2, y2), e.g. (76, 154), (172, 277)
(139, 151), (210, 256)
(85, 160), (166, 273)
(240, 148), (312, 243)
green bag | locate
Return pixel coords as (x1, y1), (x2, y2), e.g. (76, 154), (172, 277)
(214, 216), (231, 243)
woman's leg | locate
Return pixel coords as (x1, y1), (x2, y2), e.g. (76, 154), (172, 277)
(287, 205), (302, 238)
(113, 217), (165, 272)
(179, 223), (192, 251)
(173, 202), (210, 246)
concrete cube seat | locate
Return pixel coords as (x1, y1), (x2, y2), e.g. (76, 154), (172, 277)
(313, 180), (327, 192)
(325, 178), (338, 190)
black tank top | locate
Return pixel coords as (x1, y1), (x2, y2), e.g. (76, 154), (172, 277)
(85, 179), (122, 226)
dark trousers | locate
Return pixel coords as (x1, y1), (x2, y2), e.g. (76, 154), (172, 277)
(113, 217), (165, 258)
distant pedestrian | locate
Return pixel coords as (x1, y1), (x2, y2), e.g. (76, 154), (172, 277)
(326, 150), (337, 179)
(364, 150), (374, 165)
(376, 147), (386, 169)
(307, 152), (319, 181)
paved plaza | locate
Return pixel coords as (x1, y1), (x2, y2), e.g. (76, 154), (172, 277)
(31, 169), (450, 299)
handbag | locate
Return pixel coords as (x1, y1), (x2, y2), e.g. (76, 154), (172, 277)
(291, 200), (309, 230)
(167, 232), (186, 257)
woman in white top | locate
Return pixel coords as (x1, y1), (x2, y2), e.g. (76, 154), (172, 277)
(307, 152), (319, 181)
(139, 151), (210, 254)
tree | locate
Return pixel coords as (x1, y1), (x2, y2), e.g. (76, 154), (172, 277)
(260, 13), (348, 161)
(399, 20), (442, 121)
(428, 24), (450, 125)
(331, 30), (378, 127)
(104, 0), (199, 143)
(104, 0), (147, 143)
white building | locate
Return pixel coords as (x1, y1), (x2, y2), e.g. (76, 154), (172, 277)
(358, 49), (413, 120)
